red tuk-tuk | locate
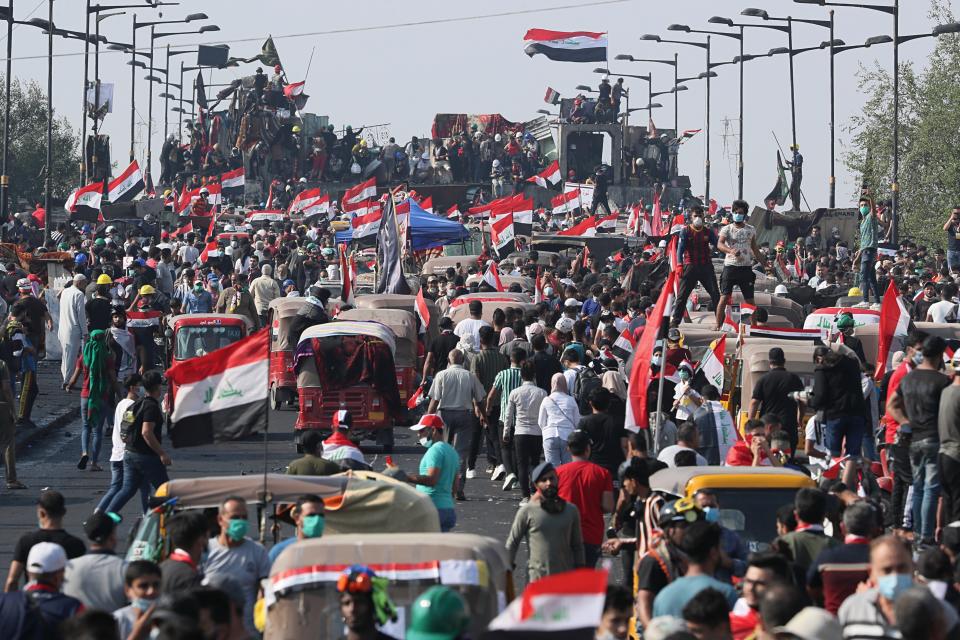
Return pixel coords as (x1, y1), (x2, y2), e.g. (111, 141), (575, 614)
(293, 313), (414, 446)
(166, 313), (254, 363)
(268, 297), (308, 410)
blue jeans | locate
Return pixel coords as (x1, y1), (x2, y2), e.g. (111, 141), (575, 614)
(438, 508), (457, 532)
(97, 461), (149, 514)
(825, 415), (865, 458)
(106, 451), (169, 515)
(948, 249), (960, 274)
(80, 398), (109, 465)
(859, 248), (881, 302)
(910, 438), (941, 542)
(543, 437), (572, 467)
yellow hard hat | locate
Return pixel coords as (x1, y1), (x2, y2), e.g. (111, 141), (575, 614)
(292, 125), (301, 133)
(139, 284), (156, 296)
(848, 287), (862, 297)
(96, 274), (113, 285)
(359, 139), (367, 147)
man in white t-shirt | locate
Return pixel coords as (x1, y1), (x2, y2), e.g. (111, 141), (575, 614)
(452, 300), (490, 352)
(177, 239), (199, 265)
(926, 283), (958, 323)
(657, 422), (708, 467)
(714, 200), (762, 331)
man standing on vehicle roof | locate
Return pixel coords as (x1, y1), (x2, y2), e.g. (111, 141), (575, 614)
(672, 204), (720, 328)
(713, 200), (763, 332)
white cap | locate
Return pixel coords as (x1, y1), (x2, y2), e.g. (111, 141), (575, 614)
(772, 607), (842, 640)
(555, 316), (576, 333)
(26, 542), (67, 574)
(105, 225), (117, 233)
(774, 284), (788, 295)
(563, 297), (581, 308)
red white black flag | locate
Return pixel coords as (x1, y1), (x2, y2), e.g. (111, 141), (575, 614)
(166, 329), (269, 447)
(343, 177), (377, 205)
(527, 160), (561, 189)
(523, 29), (608, 63)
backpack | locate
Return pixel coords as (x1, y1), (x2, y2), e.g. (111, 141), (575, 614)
(0, 591), (52, 640)
(119, 398), (148, 444)
(572, 366), (602, 414)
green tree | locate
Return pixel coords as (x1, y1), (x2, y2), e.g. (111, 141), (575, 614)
(844, 0), (960, 249)
(0, 75), (81, 212)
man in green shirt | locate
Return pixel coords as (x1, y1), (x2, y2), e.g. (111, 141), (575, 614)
(405, 414), (460, 532)
(856, 196), (884, 303)
(287, 431), (341, 476)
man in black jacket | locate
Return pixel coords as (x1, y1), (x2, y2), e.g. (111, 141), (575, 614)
(808, 346), (867, 463)
(288, 287), (330, 349)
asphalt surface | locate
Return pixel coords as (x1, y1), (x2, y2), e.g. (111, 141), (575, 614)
(0, 403), (560, 584)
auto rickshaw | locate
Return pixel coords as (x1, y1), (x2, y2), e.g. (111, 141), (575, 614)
(268, 297), (308, 410)
(337, 308), (419, 414)
(420, 254), (481, 275)
(855, 321), (960, 367)
(165, 313), (255, 364)
(126, 472), (440, 564)
(649, 466), (815, 553)
(465, 273), (535, 292)
(265, 533), (512, 639)
(355, 293), (439, 349)
(293, 319), (405, 446)
(448, 298), (537, 324)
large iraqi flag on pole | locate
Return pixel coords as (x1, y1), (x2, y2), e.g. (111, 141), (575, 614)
(523, 29), (608, 63)
(166, 329), (268, 447)
(875, 278), (911, 380)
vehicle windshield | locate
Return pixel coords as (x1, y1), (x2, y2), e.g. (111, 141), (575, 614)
(709, 488), (801, 553)
(175, 325), (243, 360)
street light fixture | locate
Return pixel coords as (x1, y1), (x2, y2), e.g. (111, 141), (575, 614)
(610, 54), (683, 131)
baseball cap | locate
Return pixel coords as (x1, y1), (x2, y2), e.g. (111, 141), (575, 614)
(772, 606), (842, 640)
(667, 327), (682, 342)
(332, 410), (352, 430)
(26, 542), (67, 574)
(563, 297), (581, 308)
(411, 414), (445, 432)
(83, 511), (119, 544)
(530, 461), (555, 483)
(16, 278), (31, 290)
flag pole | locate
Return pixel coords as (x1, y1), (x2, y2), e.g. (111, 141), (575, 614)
(260, 327), (270, 544)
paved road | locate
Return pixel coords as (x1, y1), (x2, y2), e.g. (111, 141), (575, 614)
(0, 403), (548, 583)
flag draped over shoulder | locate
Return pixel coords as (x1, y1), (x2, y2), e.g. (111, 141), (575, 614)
(523, 29), (608, 63)
(165, 329), (269, 447)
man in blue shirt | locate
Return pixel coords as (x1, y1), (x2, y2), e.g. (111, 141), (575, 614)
(268, 494), (325, 564)
(652, 521), (738, 618)
(404, 414), (460, 532)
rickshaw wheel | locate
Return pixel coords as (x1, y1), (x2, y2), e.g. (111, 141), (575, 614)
(270, 386), (281, 411)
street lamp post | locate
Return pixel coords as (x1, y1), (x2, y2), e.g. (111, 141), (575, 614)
(612, 55), (680, 129)
(1, 1), (13, 233)
(163, 47), (194, 140)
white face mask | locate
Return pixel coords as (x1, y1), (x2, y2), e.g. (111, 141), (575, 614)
(419, 436), (431, 448)
(692, 217), (704, 229)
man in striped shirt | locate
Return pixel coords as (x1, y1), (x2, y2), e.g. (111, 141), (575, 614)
(487, 348), (528, 492)
(471, 326), (508, 480)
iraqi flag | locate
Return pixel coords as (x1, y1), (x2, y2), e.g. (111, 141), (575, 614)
(415, 288), (431, 335)
(558, 215), (597, 237)
(612, 328), (636, 361)
(669, 213), (686, 235)
(803, 307), (881, 331)
(527, 160), (561, 189)
(420, 196), (433, 214)
(339, 243), (356, 306)
(491, 212), (516, 258)
(65, 181), (104, 213)
(467, 200), (495, 219)
(107, 160), (145, 203)
(171, 220), (193, 238)
(343, 177), (377, 205)
(199, 239), (219, 263)
(246, 210), (286, 224)
(625, 268), (677, 432)
(597, 212), (618, 232)
(126, 309), (164, 329)
(650, 190), (665, 236)
(482, 569), (607, 639)
(446, 205), (460, 219)
(875, 279), (912, 380)
(351, 208), (382, 248)
(282, 81), (305, 98)
(678, 129), (701, 145)
(523, 29), (608, 63)
(743, 325), (823, 342)
(289, 188), (329, 216)
(205, 183), (222, 207)
(483, 261), (505, 292)
(534, 267), (544, 303)
(551, 189), (580, 215)
(544, 86), (561, 105)
(166, 329), (268, 447)
(221, 167), (244, 191)
(697, 335), (726, 391)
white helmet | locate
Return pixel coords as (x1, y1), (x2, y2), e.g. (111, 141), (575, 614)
(494, 134), (502, 142)
(492, 159), (501, 168)
(774, 284), (788, 296)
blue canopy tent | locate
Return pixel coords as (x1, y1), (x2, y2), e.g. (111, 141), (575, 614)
(335, 199), (470, 250)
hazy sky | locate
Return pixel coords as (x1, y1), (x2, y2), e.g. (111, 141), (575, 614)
(4, 0), (953, 208)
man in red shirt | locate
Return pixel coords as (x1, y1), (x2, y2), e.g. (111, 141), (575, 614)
(725, 419), (782, 467)
(881, 332), (925, 533)
(557, 430), (614, 568)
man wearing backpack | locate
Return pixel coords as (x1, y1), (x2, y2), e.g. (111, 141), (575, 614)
(0, 542), (83, 638)
(563, 349), (601, 416)
(105, 370), (170, 514)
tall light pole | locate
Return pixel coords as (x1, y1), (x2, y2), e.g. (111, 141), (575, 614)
(612, 55), (680, 130)
(162, 47), (194, 140)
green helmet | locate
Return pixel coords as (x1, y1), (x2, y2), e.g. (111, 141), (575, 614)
(836, 312), (855, 330)
(407, 586), (468, 640)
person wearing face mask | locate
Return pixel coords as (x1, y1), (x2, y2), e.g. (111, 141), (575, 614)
(204, 496), (271, 636)
(714, 200), (762, 332)
(112, 560), (162, 640)
(268, 494), (326, 564)
(855, 196), (884, 303)
(672, 205), (720, 328)
(839, 535), (960, 638)
(693, 489), (748, 585)
(185, 276), (213, 313)
(506, 461), (585, 582)
(398, 414), (461, 532)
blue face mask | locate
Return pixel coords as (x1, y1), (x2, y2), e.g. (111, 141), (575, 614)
(877, 573), (913, 600)
(703, 506), (720, 523)
(225, 518), (249, 542)
(733, 213), (745, 223)
(132, 597), (155, 612)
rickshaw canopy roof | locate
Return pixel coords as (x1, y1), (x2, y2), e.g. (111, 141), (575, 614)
(855, 321), (960, 367)
(650, 466), (815, 498)
(155, 474), (349, 509)
(448, 299), (537, 324)
(452, 291), (532, 304)
(297, 319), (397, 356)
(354, 294), (439, 345)
(465, 273), (534, 292)
(268, 297), (308, 318)
(168, 313), (254, 332)
(421, 255), (481, 275)
(336, 309), (417, 366)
